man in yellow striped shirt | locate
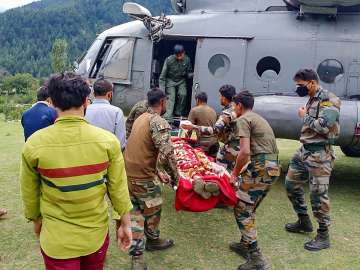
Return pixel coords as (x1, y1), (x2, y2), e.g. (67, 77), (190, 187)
(20, 72), (133, 270)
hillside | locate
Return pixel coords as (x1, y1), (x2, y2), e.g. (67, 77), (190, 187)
(0, 0), (172, 77)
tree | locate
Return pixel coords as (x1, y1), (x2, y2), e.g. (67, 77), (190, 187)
(51, 39), (69, 73)
(1, 73), (39, 95)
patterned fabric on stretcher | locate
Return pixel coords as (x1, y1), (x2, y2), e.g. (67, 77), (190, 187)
(172, 138), (237, 212)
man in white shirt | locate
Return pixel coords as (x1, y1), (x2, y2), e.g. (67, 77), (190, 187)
(85, 79), (127, 150)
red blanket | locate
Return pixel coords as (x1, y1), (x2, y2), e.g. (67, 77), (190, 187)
(172, 138), (237, 212)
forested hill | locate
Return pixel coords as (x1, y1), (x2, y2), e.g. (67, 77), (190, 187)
(0, 0), (172, 78)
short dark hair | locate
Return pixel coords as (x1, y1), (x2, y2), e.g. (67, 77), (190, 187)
(37, 86), (50, 101)
(174, 44), (184, 54)
(233, 90), (254, 110)
(293, 69), (319, 82)
(48, 72), (91, 111)
(147, 88), (166, 107)
(195, 92), (208, 103)
(93, 79), (113, 96)
(219, 85), (236, 101)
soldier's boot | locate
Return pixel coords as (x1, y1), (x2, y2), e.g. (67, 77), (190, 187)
(285, 214), (313, 233)
(131, 255), (148, 270)
(238, 248), (271, 270)
(304, 229), (330, 251)
(193, 179), (212, 199)
(229, 239), (249, 259)
(145, 238), (174, 251)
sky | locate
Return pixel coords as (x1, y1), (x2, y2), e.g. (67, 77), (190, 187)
(0, 0), (40, 12)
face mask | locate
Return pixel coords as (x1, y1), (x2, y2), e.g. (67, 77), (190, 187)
(295, 84), (309, 97)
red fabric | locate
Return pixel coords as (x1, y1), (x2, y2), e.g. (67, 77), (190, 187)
(38, 162), (109, 178)
(41, 234), (109, 270)
(175, 174), (237, 212)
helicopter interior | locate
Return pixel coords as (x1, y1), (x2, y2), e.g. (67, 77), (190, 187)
(152, 38), (197, 116)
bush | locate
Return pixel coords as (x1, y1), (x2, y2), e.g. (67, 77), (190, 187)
(1, 103), (32, 121)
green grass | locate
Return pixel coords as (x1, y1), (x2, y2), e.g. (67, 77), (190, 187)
(0, 119), (359, 270)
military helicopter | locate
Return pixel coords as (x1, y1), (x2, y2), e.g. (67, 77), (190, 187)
(75, 0), (360, 157)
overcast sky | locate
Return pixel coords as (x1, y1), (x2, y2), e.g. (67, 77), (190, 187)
(0, 0), (40, 12)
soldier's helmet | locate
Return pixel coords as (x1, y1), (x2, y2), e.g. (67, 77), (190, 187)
(174, 44), (185, 54)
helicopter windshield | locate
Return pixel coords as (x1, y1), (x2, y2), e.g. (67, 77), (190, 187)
(76, 38), (103, 76)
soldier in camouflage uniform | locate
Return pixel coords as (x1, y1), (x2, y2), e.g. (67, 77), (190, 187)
(285, 69), (341, 252)
(160, 44), (193, 119)
(124, 88), (179, 270)
(184, 85), (239, 171)
(125, 100), (148, 139)
(229, 91), (280, 270)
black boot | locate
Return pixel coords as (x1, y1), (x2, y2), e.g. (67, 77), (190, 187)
(285, 214), (313, 233)
(145, 238), (174, 251)
(304, 229), (330, 251)
(229, 239), (249, 259)
(238, 248), (271, 270)
(131, 255), (148, 270)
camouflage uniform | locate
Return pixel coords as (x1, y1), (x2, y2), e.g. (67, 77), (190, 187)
(285, 88), (341, 229)
(128, 178), (163, 256)
(196, 104), (240, 171)
(125, 108), (179, 256)
(233, 111), (280, 248)
(125, 100), (148, 139)
(159, 55), (192, 118)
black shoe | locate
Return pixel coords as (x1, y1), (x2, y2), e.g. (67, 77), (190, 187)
(145, 238), (174, 251)
(229, 241), (249, 259)
(238, 248), (271, 270)
(131, 255), (148, 270)
(304, 230), (330, 251)
(285, 215), (313, 233)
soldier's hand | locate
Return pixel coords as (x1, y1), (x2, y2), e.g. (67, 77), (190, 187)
(158, 171), (171, 184)
(298, 106), (306, 118)
(33, 218), (42, 238)
(180, 120), (193, 130)
(117, 213), (132, 251)
(230, 174), (237, 185)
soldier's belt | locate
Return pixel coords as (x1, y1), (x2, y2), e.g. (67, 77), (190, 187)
(303, 144), (328, 152)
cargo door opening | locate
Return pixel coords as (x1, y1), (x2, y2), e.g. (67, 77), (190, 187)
(152, 38), (197, 116)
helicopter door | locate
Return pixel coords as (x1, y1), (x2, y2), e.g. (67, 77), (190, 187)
(192, 38), (248, 112)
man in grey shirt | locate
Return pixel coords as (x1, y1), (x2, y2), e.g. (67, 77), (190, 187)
(85, 79), (127, 150)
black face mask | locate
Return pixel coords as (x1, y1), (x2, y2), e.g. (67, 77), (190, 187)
(295, 85), (309, 97)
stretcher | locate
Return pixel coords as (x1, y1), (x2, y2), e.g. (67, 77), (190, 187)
(171, 137), (237, 212)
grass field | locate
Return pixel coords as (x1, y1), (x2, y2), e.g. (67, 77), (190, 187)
(0, 119), (359, 270)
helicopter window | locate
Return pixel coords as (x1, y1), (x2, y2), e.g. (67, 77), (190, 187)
(256, 56), (281, 80)
(98, 38), (135, 81)
(208, 54), (231, 78)
(317, 59), (344, 84)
